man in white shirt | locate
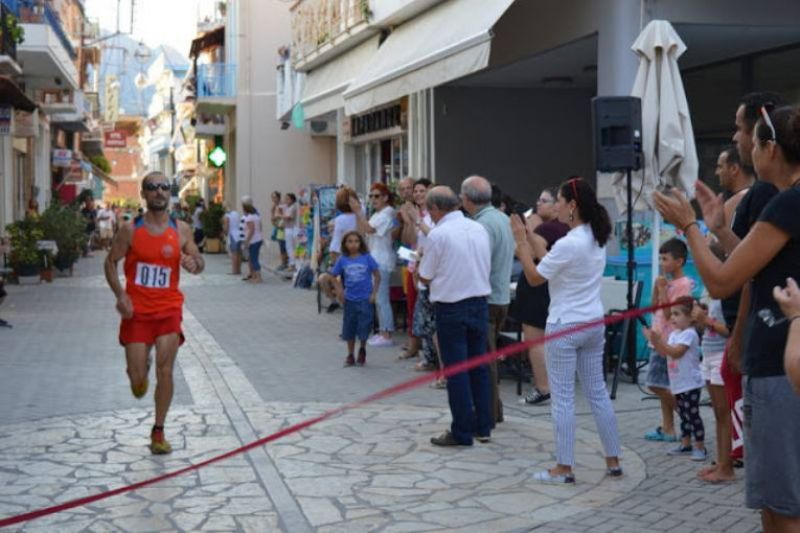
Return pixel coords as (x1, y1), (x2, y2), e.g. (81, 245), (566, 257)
(96, 204), (114, 250)
(419, 186), (492, 446)
(223, 205), (242, 275)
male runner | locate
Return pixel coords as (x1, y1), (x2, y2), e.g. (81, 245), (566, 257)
(104, 171), (204, 454)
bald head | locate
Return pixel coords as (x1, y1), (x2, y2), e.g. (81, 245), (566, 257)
(460, 175), (492, 215)
(426, 185), (460, 214)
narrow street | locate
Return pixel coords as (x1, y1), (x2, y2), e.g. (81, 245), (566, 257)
(0, 253), (759, 532)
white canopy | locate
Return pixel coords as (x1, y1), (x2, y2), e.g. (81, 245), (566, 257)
(343, 0), (515, 116)
(612, 20), (698, 212)
(300, 35), (381, 120)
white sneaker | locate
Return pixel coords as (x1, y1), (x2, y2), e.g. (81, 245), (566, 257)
(368, 336), (394, 347)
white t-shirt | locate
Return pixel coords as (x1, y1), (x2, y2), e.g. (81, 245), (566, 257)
(666, 328), (704, 394)
(97, 208), (112, 230)
(243, 213), (263, 244)
(537, 224), (605, 324)
(225, 210), (241, 241)
(411, 212), (434, 290)
(367, 206), (396, 270)
(282, 203), (298, 228)
(418, 211), (491, 303)
(192, 207), (204, 230)
(330, 213), (358, 255)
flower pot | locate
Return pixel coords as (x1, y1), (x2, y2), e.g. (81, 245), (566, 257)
(40, 269), (54, 283)
(15, 263), (41, 278)
(205, 237), (223, 254)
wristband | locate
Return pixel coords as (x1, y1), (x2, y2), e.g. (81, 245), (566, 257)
(682, 220), (699, 233)
(791, 315), (800, 323)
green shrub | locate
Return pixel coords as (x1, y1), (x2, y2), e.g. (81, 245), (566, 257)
(40, 204), (86, 270)
(5, 216), (44, 267)
(200, 202), (226, 238)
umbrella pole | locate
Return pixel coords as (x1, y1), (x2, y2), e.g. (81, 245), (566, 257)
(625, 167), (638, 385)
(611, 167), (638, 400)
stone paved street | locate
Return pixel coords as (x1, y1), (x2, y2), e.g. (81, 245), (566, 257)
(0, 252), (762, 532)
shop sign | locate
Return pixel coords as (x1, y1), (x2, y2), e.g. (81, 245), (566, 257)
(52, 149), (73, 167)
(350, 103), (404, 139)
(13, 110), (38, 138)
(0, 106), (12, 136)
(104, 130), (127, 148)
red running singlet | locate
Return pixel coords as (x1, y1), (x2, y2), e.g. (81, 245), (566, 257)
(123, 216), (184, 316)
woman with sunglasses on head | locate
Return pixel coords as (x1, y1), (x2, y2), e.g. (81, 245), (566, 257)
(655, 105), (800, 532)
(510, 186), (569, 406)
(511, 177), (622, 484)
(351, 183), (397, 347)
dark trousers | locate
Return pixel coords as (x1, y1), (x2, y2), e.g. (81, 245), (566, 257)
(487, 304), (508, 425)
(435, 297), (491, 444)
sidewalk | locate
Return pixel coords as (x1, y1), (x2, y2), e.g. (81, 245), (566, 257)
(0, 253), (760, 532)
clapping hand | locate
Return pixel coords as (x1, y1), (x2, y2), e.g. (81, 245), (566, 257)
(774, 277), (800, 319)
(653, 188), (696, 230)
(695, 181), (726, 232)
(510, 214), (533, 259)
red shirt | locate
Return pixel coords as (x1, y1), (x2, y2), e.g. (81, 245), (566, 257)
(124, 216), (184, 316)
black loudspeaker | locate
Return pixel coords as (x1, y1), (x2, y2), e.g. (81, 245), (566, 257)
(592, 96), (643, 171)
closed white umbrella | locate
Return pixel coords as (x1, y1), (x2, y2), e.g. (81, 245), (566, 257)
(613, 19), (698, 211)
(611, 20), (698, 302)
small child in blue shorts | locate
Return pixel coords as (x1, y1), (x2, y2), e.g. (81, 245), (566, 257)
(330, 231), (381, 367)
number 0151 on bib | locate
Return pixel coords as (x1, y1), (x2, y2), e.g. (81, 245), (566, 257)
(135, 263), (172, 289)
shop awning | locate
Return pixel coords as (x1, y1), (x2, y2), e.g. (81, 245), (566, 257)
(300, 35), (381, 120)
(343, 0), (515, 115)
(0, 76), (37, 111)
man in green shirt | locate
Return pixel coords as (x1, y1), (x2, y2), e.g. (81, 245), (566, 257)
(461, 176), (515, 425)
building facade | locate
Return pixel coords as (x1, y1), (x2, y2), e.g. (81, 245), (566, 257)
(280, 0), (800, 207)
(0, 0), (103, 232)
(184, 0), (334, 213)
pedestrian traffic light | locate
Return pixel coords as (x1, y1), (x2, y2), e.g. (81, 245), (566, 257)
(208, 146), (227, 168)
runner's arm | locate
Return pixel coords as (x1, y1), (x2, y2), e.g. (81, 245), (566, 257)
(178, 220), (205, 274)
(104, 223), (132, 299)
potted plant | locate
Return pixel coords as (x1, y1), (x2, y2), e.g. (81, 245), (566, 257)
(0, 13), (25, 45)
(200, 202), (226, 253)
(39, 203), (86, 274)
(5, 216), (44, 281)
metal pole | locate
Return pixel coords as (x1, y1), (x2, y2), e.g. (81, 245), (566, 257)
(169, 86), (175, 178)
(626, 167), (637, 383)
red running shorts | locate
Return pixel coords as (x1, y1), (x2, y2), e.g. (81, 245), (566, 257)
(119, 310), (185, 346)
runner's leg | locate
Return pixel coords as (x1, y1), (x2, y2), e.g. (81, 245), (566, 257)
(125, 343), (151, 398)
(153, 333), (180, 426)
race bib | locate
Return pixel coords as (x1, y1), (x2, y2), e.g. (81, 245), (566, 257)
(135, 263), (171, 289)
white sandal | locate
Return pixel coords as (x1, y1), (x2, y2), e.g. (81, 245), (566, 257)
(532, 470), (575, 484)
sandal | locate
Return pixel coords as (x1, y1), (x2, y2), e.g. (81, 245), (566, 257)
(430, 377), (447, 389)
(415, 361), (436, 372)
(397, 351), (419, 360)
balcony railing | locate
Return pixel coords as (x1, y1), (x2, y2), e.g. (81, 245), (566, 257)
(1, 0), (20, 17)
(291, 0), (370, 63)
(0, 4), (18, 61)
(19, 0), (77, 59)
(196, 63), (236, 99)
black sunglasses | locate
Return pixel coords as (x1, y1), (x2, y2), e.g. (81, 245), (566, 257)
(143, 182), (171, 192)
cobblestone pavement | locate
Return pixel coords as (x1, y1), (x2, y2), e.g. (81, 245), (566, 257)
(0, 252), (762, 532)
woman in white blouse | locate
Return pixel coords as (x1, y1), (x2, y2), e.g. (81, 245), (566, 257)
(351, 183), (396, 347)
(511, 177), (622, 484)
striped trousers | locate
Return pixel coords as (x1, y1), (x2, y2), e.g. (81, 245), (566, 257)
(545, 322), (622, 466)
